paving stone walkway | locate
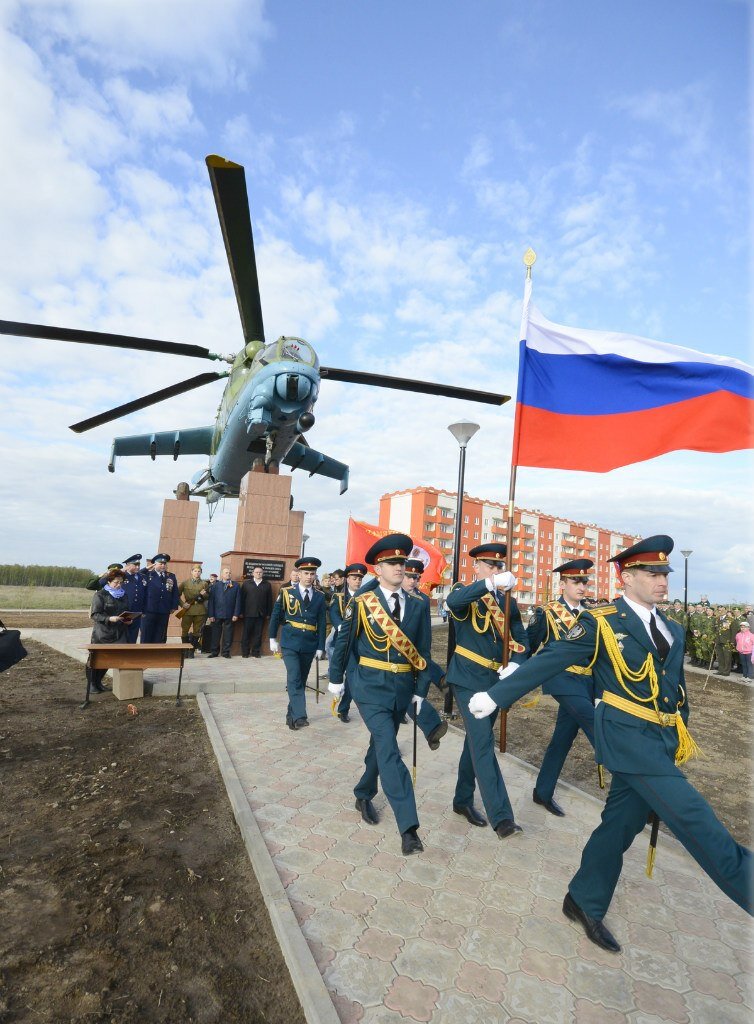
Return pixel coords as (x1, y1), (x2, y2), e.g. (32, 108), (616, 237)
(205, 690), (753, 1024)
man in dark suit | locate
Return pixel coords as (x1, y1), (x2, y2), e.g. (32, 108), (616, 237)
(238, 566), (273, 657)
(528, 558), (597, 817)
(470, 535), (753, 953)
(329, 534), (432, 855)
(269, 557), (327, 729)
(206, 566), (241, 658)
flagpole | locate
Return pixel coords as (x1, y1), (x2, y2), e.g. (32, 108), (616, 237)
(499, 249), (536, 753)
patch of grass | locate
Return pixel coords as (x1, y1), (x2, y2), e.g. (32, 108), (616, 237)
(0, 584), (92, 610)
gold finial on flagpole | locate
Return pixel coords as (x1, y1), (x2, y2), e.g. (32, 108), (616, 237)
(523, 248), (537, 279)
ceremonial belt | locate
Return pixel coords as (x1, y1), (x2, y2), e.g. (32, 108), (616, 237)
(455, 644), (501, 672)
(287, 620), (316, 632)
(359, 656), (412, 674)
(479, 592), (525, 654)
(601, 691), (676, 727)
(358, 591), (427, 671)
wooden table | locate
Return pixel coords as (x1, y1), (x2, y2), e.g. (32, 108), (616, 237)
(84, 643), (194, 703)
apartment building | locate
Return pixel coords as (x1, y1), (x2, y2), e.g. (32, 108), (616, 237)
(378, 486), (641, 606)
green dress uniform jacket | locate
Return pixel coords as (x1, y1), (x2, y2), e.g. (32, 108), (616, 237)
(486, 597), (752, 917)
(178, 578), (210, 617)
(444, 579), (528, 827)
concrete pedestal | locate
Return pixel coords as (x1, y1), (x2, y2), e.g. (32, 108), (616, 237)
(156, 497), (201, 637)
(112, 668), (144, 700)
(220, 472), (305, 656)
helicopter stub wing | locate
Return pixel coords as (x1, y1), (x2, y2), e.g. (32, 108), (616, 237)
(282, 441), (349, 495)
(108, 426), (215, 472)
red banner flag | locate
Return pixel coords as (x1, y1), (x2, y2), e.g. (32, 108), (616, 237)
(345, 518), (448, 593)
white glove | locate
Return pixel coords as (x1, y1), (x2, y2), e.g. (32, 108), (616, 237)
(412, 695), (424, 713)
(269, 639), (279, 653)
(328, 682), (345, 697)
(497, 662), (519, 681)
(468, 692), (498, 718)
(315, 649), (324, 659)
(487, 571), (517, 592)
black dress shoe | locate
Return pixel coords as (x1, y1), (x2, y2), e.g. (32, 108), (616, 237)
(562, 892), (621, 953)
(494, 819), (523, 840)
(533, 788), (565, 817)
(208, 653), (219, 659)
(293, 718), (309, 729)
(401, 828), (424, 855)
(427, 721), (448, 750)
(90, 681), (107, 693)
(453, 803), (488, 827)
(222, 653), (231, 658)
(242, 654), (249, 659)
(338, 712), (350, 723)
(355, 798), (379, 825)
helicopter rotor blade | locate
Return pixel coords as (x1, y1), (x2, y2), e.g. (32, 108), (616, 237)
(69, 371), (228, 433)
(319, 366), (509, 406)
(206, 155), (265, 346)
(0, 319), (223, 361)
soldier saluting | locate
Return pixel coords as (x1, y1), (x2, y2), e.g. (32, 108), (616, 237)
(328, 535), (431, 855)
(528, 558), (596, 817)
(469, 535), (753, 953)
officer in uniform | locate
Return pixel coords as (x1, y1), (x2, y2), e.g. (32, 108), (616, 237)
(141, 554), (179, 643)
(178, 564), (211, 656)
(529, 558), (597, 817)
(328, 562), (367, 721)
(328, 535), (431, 855)
(445, 543), (529, 836)
(401, 558), (448, 750)
(469, 536), (753, 952)
(121, 554), (147, 643)
(269, 556), (326, 729)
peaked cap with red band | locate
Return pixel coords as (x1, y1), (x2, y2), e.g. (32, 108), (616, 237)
(295, 556), (322, 571)
(365, 534), (413, 565)
(553, 558), (594, 578)
(469, 543), (507, 562)
(608, 535), (674, 575)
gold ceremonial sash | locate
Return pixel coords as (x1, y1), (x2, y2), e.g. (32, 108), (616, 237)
(479, 592), (526, 654)
(541, 600), (591, 675)
(358, 591), (427, 671)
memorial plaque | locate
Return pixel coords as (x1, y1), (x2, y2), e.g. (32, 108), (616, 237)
(243, 558), (286, 580)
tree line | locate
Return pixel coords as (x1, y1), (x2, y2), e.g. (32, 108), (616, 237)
(0, 564), (95, 588)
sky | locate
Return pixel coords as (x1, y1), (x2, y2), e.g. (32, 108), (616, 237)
(0, 0), (751, 602)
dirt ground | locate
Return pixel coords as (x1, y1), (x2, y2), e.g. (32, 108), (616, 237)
(429, 626), (753, 846)
(0, 640), (306, 1024)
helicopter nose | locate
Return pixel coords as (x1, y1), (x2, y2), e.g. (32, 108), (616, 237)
(276, 373), (311, 403)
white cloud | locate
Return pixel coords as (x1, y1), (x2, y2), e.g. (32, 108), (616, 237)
(104, 77), (196, 138)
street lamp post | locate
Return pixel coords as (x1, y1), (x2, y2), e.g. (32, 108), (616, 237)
(681, 549), (693, 615)
(301, 533), (310, 557)
(444, 421), (480, 716)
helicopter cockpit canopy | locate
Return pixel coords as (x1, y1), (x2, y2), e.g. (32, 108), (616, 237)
(251, 335), (319, 372)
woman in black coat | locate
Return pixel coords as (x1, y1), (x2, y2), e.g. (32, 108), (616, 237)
(87, 568), (130, 693)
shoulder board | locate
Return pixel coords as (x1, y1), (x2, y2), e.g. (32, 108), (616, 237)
(407, 591), (422, 601)
(588, 604), (617, 617)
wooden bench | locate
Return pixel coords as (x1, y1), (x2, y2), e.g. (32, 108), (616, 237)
(84, 644), (194, 703)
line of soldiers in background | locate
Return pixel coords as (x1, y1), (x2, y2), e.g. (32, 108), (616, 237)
(662, 599), (754, 677)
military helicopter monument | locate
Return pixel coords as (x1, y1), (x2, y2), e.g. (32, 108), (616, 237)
(1, 155), (509, 509)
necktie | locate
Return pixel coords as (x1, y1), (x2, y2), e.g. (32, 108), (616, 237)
(650, 612), (670, 660)
(303, 590), (311, 609)
(391, 593), (401, 623)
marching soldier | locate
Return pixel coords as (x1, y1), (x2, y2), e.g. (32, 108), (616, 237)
(141, 554), (179, 643)
(328, 562), (367, 721)
(529, 559), (597, 817)
(121, 554), (147, 643)
(269, 557), (326, 729)
(469, 535), (753, 952)
(328, 535), (431, 855)
(445, 543), (529, 836)
(401, 558), (448, 750)
(178, 564), (211, 656)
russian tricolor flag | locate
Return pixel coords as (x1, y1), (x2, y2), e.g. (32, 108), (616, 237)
(512, 301), (754, 472)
